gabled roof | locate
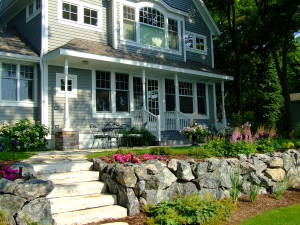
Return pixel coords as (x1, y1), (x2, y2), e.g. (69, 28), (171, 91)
(0, 30), (39, 57)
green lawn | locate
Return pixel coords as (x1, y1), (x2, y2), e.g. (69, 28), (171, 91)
(241, 204), (300, 225)
(0, 152), (36, 162)
(86, 146), (198, 159)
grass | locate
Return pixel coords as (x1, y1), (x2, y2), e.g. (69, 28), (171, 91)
(86, 145), (199, 160)
(0, 152), (36, 162)
(241, 204), (300, 225)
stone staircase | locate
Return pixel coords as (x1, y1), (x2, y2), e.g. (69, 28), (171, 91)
(160, 130), (191, 146)
(33, 159), (127, 225)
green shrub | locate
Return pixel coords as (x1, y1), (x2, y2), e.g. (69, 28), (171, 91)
(295, 141), (300, 148)
(255, 138), (275, 153)
(0, 120), (49, 152)
(273, 178), (288, 200)
(189, 147), (212, 158)
(227, 141), (257, 157)
(281, 142), (295, 149)
(203, 138), (229, 157)
(145, 195), (235, 225)
(120, 128), (156, 146)
(150, 147), (171, 155)
(249, 183), (260, 202)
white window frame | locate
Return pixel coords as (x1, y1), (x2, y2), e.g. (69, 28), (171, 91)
(185, 31), (208, 55)
(57, 0), (102, 32)
(26, 0), (42, 23)
(55, 73), (77, 98)
(0, 60), (37, 107)
(120, 1), (184, 56)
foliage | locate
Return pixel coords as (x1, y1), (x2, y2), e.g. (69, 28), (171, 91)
(0, 166), (19, 180)
(295, 141), (300, 148)
(241, 204), (300, 225)
(291, 123), (300, 139)
(202, 138), (229, 157)
(181, 123), (209, 145)
(188, 147), (212, 159)
(145, 195), (235, 225)
(0, 210), (9, 225)
(150, 147), (171, 156)
(230, 167), (242, 203)
(249, 183), (260, 202)
(0, 152), (36, 162)
(99, 152), (167, 164)
(0, 120), (48, 152)
(228, 141), (257, 157)
(231, 112), (255, 128)
(120, 128), (156, 147)
(281, 142), (295, 149)
(273, 178), (289, 200)
(255, 139), (276, 153)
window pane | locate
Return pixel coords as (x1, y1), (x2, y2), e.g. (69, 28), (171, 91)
(71, 13), (77, 21)
(20, 65), (34, 79)
(140, 24), (165, 48)
(62, 3), (77, 21)
(139, 7), (164, 28)
(1, 78), (17, 100)
(168, 32), (179, 50)
(91, 18), (98, 26)
(196, 37), (205, 50)
(179, 82), (193, 96)
(96, 90), (110, 112)
(185, 34), (193, 48)
(116, 73), (129, 90)
(29, 3), (34, 15)
(180, 96), (193, 113)
(116, 91), (129, 112)
(166, 95), (175, 111)
(63, 11), (69, 19)
(96, 71), (110, 89)
(124, 20), (136, 41)
(198, 97), (206, 114)
(84, 8), (98, 26)
(133, 77), (143, 110)
(2, 63), (17, 77)
(36, 0), (41, 10)
(20, 80), (33, 100)
(124, 6), (135, 21)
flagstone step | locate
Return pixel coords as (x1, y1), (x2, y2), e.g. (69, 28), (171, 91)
(52, 205), (127, 225)
(38, 171), (99, 184)
(50, 193), (117, 214)
(33, 161), (93, 175)
(47, 181), (106, 198)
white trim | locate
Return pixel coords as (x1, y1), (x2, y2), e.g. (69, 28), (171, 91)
(41, 62), (48, 127)
(111, 71), (116, 113)
(41, 0), (49, 55)
(57, 0), (103, 32)
(0, 101), (37, 107)
(185, 31), (208, 55)
(210, 33), (214, 68)
(182, 21), (187, 62)
(48, 48), (233, 80)
(55, 73), (78, 98)
(213, 83), (217, 125)
(26, 0), (41, 23)
(0, 51), (39, 62)
(112, 0), (118, 49)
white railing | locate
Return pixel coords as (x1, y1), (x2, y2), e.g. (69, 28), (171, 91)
(165, 111), (193, 131)
(132, 109), (161, 141)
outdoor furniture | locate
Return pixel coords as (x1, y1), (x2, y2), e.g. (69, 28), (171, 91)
(89, 124), (110, 149)
(102, 121), (126, 148)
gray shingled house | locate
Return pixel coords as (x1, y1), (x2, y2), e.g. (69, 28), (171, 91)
(0, 0), (233, 149)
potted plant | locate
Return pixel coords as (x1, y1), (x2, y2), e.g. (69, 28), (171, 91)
(181, 123), (209, 145)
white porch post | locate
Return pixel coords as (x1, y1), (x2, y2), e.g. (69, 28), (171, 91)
(63, 57), (70, 130)
(221, 81), (227, 127)
(142, 69), (146, 111)
(174, 73), (180, 130)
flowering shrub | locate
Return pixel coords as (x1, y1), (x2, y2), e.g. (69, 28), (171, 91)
(0, 166), (19, 181)
(0, 120), (49, 152)
(181, 123), (209, 145)
(100, 153), (167, 164)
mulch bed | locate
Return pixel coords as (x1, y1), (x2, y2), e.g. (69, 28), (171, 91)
(86, 187), (300, 225)
(0, 160), (17, 166)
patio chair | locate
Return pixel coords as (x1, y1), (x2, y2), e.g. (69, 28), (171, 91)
(89, 124), (109, 149)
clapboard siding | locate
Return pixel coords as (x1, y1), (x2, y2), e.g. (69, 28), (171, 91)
(47, 65), (130, 134)
(8, 8), (41, 53)
(0, 107), (39, 123)
(47, 0), (109, 52)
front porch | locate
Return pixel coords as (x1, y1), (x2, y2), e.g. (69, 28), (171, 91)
(43, 48), (231, 149)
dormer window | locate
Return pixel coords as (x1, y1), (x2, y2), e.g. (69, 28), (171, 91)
(168, 19), (179, 50)
(185, 32), (207, 55)
(84, 8), (98, 26)
(123, 6), (136, 41)
(62, 2), (78, 22)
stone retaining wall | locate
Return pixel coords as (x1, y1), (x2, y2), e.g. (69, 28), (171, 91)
(93, 149), (300, 216)
(0, 174), (54, 225)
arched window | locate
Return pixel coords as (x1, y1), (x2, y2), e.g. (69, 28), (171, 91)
(139, 7), (164, 28)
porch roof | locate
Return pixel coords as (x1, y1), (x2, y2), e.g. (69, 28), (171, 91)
(0, 30), (39, 60)
(45, 39), (233, 81)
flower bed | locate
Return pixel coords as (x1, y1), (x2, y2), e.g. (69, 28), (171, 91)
(100, 153), (167, 164)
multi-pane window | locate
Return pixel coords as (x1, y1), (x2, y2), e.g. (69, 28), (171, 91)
(147, 79), (159, 115)
(196, 37), (205, 51)
(116, 73), (129, 112)
(84, 8), (98, 26)
(184, 34), (194, 48)
(168, 19), (179, 50)
(35, 0), (41, 10)
(185, 33), (207, 53)
(60, 79), (72, 92)
(139, 7), (164, 28)
(179, 81), (193, 113)
(133, 77), (143, 110)
(165, 79), (175, 111)
(123, 6), (136, 41)
(26, 0), (41, 21)
(20, 66), (34, 101)
(62, 2), (78, 21)
(1, 63), (35, 101)
(197, 83), (206, 115)
(96, 71), (111, 112)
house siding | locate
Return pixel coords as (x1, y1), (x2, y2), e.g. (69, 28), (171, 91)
(0, 107), (39, 123)
(47, 65), (130, 134)
(47, 0), (109, 52)
(8, 8), (41, 53)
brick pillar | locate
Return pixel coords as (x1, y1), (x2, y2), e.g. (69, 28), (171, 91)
(55, 130), (79, 151)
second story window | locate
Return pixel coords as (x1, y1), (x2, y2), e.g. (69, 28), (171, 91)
(185, 32), (207, 54)
(62, 2), (78, 22)
(26, 0), (41, 22)
(84, 8), (98, 26)
(123, 6), (136, 41)
(168, 19), (179, 50)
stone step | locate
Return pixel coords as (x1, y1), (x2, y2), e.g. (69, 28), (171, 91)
(38, 171), (99, 184)
(100, 223), (129, 225)
(52, 205), (127, 225)
(33, 161), (93, 175)
(47, 181), (106, 198)
(50, 194), (117, 214)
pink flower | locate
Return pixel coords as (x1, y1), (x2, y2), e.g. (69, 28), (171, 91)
(100, 156), (107, 160)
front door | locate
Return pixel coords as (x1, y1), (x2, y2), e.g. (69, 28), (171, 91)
(147, 79), (159, 115)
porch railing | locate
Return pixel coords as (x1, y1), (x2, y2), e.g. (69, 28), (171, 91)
(132, 109), (161, 141)
(165, 111), (193, 131)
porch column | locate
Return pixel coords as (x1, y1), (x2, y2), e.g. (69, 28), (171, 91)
(142, 69), (146, 110)
(221, 81), (227, 127)
(174, 73), (180, 130)
(63, 57), (70, 130)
